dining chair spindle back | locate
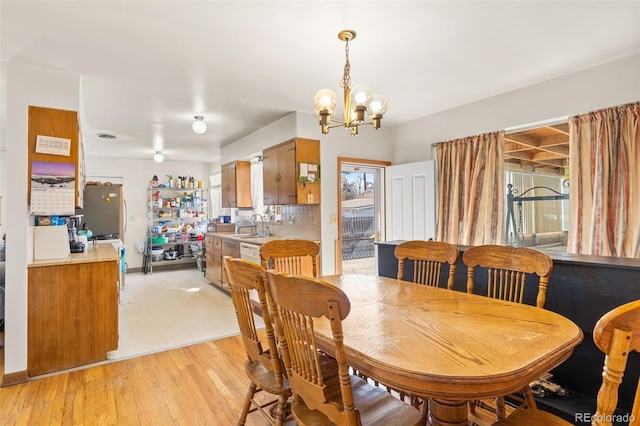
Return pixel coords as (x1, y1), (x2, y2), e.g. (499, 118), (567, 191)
(265, 270), (421, 426)
(223, 256), (291, 425)
(260, 239), (320, 277)
(463, 244), (553, 308)
(394, 240), (459, 289)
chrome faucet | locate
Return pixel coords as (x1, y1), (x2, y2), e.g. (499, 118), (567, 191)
(234, 222), (256, 235)
(249, 213), (266, 236)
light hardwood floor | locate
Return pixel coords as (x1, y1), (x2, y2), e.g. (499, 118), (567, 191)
(1, 333), (504, 426)
(1, 335), (263, 425)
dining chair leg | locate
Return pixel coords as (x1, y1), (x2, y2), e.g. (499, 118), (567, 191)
(522, 385), (537, 409)
(495, 396), (506, 421)
(238, 382), (258, 425)
(420, 401), (430, 426)
(274, 394), (288, 426)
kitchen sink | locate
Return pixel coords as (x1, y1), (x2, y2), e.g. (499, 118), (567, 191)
(230, 233), (261, 238)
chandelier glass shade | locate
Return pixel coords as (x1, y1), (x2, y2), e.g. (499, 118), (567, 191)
(192, 116), (207, 134)
(153, 151), (164, 163)
(313, 30), (387, 135)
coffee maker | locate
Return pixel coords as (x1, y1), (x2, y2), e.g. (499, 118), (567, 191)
(68, 215), (85, 253)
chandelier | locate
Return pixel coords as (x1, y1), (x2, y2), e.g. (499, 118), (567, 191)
(314, 30), (388, 136)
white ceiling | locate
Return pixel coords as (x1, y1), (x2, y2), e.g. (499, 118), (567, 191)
(2, 1), (639, 163)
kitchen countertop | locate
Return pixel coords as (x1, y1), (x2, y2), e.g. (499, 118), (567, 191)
(29, 244), (120, 268)
(205, 232), (286, 245)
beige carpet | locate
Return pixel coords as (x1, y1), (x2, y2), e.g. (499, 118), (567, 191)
(107, 268), (260, 360)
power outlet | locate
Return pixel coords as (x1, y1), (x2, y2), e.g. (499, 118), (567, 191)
(330, 214), (338, 224)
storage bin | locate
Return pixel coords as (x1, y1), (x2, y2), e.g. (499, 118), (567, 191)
(152, 237), (168, 244)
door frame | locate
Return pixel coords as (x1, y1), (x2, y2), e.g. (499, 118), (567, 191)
(336, 157), (391, 274)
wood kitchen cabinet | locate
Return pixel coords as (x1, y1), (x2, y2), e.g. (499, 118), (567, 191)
(220, 238), (240, 291)
(28, 105), (85, 208)
(221, 161), (252, 208)
(204, 234), (240, 292)
(27, 246), (119, 376)
(263, 138), (320, 205)
(205, 234), (223, 286)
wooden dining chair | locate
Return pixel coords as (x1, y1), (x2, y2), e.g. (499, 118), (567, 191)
(265, 270), (422, 426)
(463, 244), (553, 308)
(391, 239), (460, 417)
(394, 240), (459, 289)
(223, 256), (291, 426)
(463, 244), (554, 421)
(260, 239), (320, 277)
(495, 298), (640, 426)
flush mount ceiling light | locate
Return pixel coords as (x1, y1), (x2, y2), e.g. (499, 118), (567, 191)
(153, 151), (164, 163)
(314, 30), (388, 136)
(192, 116), (207, 134)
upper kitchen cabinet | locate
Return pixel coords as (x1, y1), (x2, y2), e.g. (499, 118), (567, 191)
(263, 138), (320, 205)
(28, 106), (84, 209)
(221, 160), (252, 208)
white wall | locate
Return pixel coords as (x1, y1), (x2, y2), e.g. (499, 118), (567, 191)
(3, 63), (80, 377)
(392, 54), (640, 164)
(0, 62), (6, 238)
(221, 113), (298, 163)
(0, 148), (5, 237)
(84, 157), (209, 270)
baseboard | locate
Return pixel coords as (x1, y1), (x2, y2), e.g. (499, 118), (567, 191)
(2, 370), (28, 387)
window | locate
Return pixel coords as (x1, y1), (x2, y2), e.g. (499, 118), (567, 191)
(504, 123), (569, 251)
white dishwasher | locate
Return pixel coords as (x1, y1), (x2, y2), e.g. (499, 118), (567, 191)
(240, 242), (262, 265)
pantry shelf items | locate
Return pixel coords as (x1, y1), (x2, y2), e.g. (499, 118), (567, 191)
(144, 185), (207, 274)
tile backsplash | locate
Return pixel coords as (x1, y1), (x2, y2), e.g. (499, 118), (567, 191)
(235, 204), (320, 240)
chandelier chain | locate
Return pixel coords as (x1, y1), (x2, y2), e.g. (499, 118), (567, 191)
(341, 37), (351, 89)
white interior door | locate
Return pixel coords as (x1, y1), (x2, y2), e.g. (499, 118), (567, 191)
(385, 160), (437, 241)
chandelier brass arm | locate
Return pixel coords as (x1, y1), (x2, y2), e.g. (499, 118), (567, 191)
(314, 30), (388, 136)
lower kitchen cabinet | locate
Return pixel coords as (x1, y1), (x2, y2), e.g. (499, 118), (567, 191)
(27, 246), (119, 376)
(204, 233), (240, 292)
(205, 234), (222, 286)
(220, 238), (240, 291)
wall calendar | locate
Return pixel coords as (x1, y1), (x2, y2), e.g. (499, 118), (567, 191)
(29, 161), (75, 215)
(35, 135), (71, 156)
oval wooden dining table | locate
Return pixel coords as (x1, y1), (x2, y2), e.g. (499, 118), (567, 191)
(312, 274), (584, 426)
